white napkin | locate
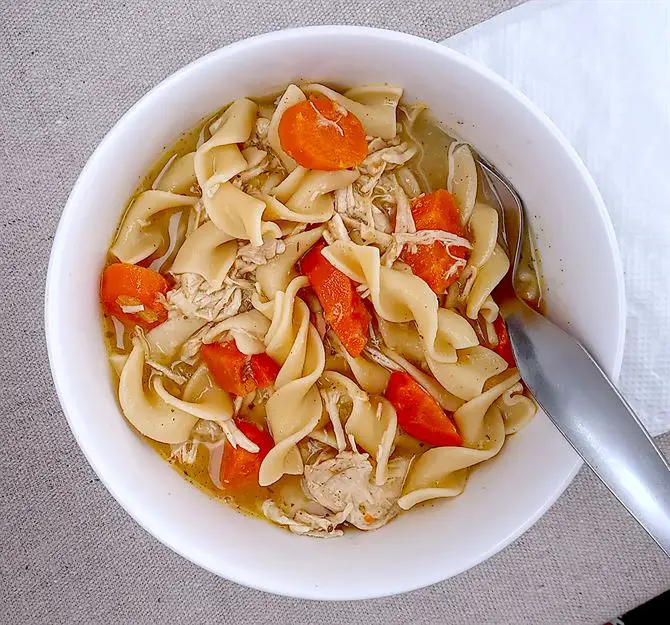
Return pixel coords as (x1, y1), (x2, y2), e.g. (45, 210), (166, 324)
(444, 0), (670, 436)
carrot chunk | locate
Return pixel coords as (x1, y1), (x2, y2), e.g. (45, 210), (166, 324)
(300, 241), (370, 357)
(401, 189), (469, 294)
(200, 341), (279, 397)
(100, 263), (169, 330)
(220, 420), (274, 488)
(385, 371), (462, 447)
(278, 97), (368, 170)
(490, 316), (516, 367)
(411, 188), (463, 233)
(250, 353), (281, 389)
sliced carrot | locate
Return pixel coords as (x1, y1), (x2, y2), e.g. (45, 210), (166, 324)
(200, 341), (280, 397)
(410, 188), (463, 232)
(100, 263), (169, 330)
(220, 419), (274, 488)
(300, 240), (370, 357)
(490, 316), (515, 367)
(278, 97), (368, 170)
(250, 353), (281, 389)
(385, 371), (462, 447)
(401, 189), (470, 294)
(201, 341), (255, 396)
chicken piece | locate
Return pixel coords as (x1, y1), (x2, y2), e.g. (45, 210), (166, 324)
(255, 117), (270, 140)
(238, 116), (272, 150)
(192, 419), (226, 441)
(236, 149), (270, 185)
(392, 184), (415, 235)
(318, 385), (348, 452)
(168, 419), (226, 465)
(333, 183), (393, 249)
(145, 358), (188, 385)
(262, 500), (349, 538)
(334, 184), (356, 216)
(323, 212), (351, 245)
(237, 237), (286, 266)
(382, 228), (472, 268)
(302, 451), (409, 530)
(169, 440), (199, 464)
(166, 273), (242, 322)
(362, 346), (404, 372)
(357, 224), (393, 250)
(371, 204), (392, 234)
(262, 471), (350, 537)
(177, 322), (214, 365)
(356, 139), (417, 194)
(191, 414), (260, 456)
(333, 185), (369, 227)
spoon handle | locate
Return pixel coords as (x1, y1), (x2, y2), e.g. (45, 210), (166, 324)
(505, 306), (670, 557)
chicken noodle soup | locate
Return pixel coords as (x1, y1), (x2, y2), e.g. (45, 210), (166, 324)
(101, 83), (541, 537)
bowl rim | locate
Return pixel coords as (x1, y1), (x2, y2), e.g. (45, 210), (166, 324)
(45, 25), (627, 599)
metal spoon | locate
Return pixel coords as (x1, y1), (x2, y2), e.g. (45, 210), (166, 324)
(477, 155), (670, 557)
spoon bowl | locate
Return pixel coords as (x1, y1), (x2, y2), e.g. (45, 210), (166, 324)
(477, 156), (670, 557)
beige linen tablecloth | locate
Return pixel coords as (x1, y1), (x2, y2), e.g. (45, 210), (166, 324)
(1, 1), (668, 623)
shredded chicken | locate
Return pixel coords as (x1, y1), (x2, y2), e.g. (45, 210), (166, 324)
(318, 386), (347, 452)
(332, 101), (349, 118)
(170, 419), (259, 465)
(220, 419), (260, 452)
(169, 440), (199, 464)
(356, 138), (417, 195)
(196, 418), (259, 454)
(358, 223), (393, 248)
(120, 303), (145, 314)
(445, 264), (477, 312)
(341, 171), (430, 260)
(302, 451), (409, 530)
(323, 212), (351, 245)
(367, 321), (382, 349)
(396, 229), (472, 250)
(362, 346), (404, 372)
(261, 500), (348, 538)
(192, 419), (225, 441)
(334, 184), (356, 216)
(178, 322), (214, 365)
(240, 116), (273, 149)
(381, 228), (472, 268)
(166, 273), (242, 322)
(237, 149), (270, 184)
(371, 204), (392, 234)
(310, 100), (344, 136)
(393, 184), (415, 235)
(145, 359), (188, 384)
(255, 117), (270, 140)
(238, 237), (286, 266)
(253, 386), (274, 407)
(333, 183), (393, 241)
(224, 273), (255, 289)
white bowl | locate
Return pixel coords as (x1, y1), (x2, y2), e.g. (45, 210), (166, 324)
(45, 26), (625, 599)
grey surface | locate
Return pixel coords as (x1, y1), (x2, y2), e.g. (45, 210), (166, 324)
(1, 1), (669, 624)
